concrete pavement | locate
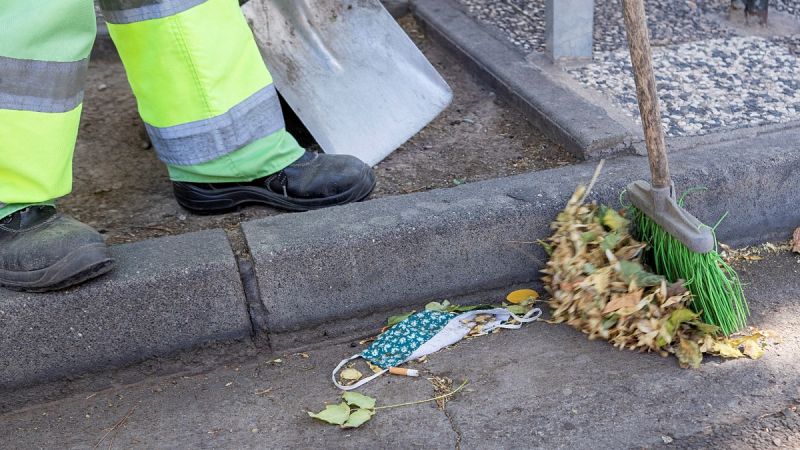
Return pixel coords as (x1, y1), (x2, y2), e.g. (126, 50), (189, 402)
(2, 250), (798, 449)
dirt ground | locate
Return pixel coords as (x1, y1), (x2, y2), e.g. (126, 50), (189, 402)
(61, 16), (575, 245)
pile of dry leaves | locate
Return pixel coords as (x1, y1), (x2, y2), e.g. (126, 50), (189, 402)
(541, 181), (775, 368)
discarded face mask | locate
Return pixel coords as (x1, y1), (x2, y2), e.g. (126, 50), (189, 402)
(332, 307), (542, 390)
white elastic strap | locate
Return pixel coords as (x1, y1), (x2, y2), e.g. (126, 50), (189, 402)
(497, 307), (543, 330)
(332, 354), (387, 391)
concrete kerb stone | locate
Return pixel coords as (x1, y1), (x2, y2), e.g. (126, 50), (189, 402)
(0, 230), (251, 390)
(411, 0), (636, 160)
(243, 127), (800, 345)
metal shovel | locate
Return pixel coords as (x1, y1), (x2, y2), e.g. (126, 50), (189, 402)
(241, 0), (453, 166)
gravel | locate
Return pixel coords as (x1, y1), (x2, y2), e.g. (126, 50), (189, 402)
(456, 0), (737, 54)
(455, 0), (800, 137)
(774, 0), (800, 18)
(568, 36), (800, 137)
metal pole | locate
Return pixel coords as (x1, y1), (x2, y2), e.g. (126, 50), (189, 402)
(545, 0), (595, 62)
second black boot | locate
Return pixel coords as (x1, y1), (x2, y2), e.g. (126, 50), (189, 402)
(172, 151), (376, 214)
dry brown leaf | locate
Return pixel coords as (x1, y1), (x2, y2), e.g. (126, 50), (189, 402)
(793, 227), (800, 254)
(603, 289), (643, 314)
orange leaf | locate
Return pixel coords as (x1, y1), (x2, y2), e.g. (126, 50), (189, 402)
(506, 289), (540, 304)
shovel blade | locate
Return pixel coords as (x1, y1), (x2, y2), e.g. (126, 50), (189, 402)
(243, 0), (453, 166)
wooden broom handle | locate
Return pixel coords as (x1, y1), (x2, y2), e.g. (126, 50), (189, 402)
(622, 0), (671, 188)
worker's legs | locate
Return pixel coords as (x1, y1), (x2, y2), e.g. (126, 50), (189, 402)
(101, 0), (375, 213)
(0, 0), (95, 218)
(0, 0), (114, 292)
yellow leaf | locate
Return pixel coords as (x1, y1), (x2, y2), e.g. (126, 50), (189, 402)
(506, 289), (539, 304)
(713, 341), (744, 358)
(366, 361), (383, 374)
(340, 368), (363, 381)
(601, 208), (629, 231)
(741, 338), (765, 359)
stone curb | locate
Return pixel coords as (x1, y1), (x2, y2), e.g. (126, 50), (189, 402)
(411, 0), (637, 160)
(0, 230), (251, 390)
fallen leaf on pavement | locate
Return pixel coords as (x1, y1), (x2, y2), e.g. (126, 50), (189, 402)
(676, 339), (702, 369)
(342, 409), (374, 428)
(340, 368), (363, 383)
(713, 341), (744, 358)
(366, 361), (383, 374)
(308, 402), (350, 425)
(343, 392), (376, 409)
(506, 289), (539, 304)
(793, 227), (800, 253)
(741, 338), (765, 359)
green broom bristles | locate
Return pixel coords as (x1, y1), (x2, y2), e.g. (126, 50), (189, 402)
(630, 206), (749, 336)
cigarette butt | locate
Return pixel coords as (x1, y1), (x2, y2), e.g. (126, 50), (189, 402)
(389, 367), (419, 377)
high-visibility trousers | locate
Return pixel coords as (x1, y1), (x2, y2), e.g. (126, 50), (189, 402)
(0, 0), (304, 212)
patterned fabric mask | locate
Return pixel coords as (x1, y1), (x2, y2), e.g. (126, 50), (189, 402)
(332, 307), (541, 390)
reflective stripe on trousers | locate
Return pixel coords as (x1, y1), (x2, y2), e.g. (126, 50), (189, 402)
(102, 0), (282, 165)
(0, 56), (88, 113)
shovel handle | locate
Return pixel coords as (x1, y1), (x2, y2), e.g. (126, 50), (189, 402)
(622, 0), (671, 189)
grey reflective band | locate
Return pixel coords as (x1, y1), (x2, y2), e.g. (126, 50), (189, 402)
(0, 56), (88, 113)
(146, 84), (285, 165)
(0, 203), (6, 209)
(99, 0), (208, 24)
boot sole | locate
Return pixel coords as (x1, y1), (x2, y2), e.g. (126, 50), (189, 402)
(173, 168), (376, 214)
(0, 243), (115, 293)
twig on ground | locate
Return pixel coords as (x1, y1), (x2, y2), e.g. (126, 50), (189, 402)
(93, 407), (136, 449)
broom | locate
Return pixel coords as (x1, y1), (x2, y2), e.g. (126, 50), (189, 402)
(621, 0), (748, 335)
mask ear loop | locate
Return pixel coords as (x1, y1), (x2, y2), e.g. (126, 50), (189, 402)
(496, 307), (543, 330)
(332, 354), (388, 391)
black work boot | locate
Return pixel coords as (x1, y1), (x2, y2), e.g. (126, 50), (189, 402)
(0, 206), (114, 292)
(172, 151), (376, 214)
